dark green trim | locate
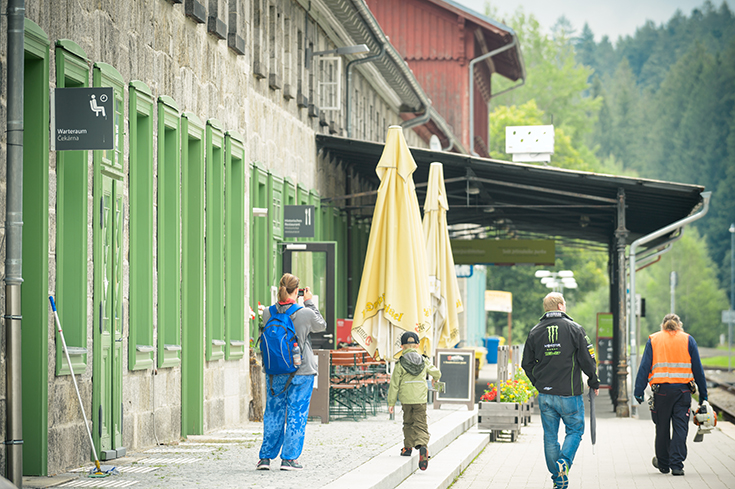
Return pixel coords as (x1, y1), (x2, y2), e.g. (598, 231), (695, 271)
(225, 133), (246, 360)
(129, 81), (155, 371)
(181, 112), (205, 436)
(54, 41), (89, 376)
(269, 173), (284, 291)
(157, 97), (182, 369)
(206, 120), (225, 362)
(22, 20), (50, 476)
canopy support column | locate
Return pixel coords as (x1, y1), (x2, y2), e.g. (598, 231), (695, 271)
(614, 188), (630, 417)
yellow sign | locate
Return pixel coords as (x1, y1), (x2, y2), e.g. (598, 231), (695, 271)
(451, 239), (555, 265)
(485, 290), (513, 312)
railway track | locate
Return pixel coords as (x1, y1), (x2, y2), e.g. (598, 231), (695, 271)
(704, 369), (735, 423)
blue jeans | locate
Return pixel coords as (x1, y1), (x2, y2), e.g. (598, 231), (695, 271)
(259, 374), (315, 461)
(538, 393), (585, 478)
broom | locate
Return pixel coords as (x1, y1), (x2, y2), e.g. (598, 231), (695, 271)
(49, 296), (114, 477)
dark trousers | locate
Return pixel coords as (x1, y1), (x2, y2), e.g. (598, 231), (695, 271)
(401, 404), (430, 448)
(651, 383), (691, 471)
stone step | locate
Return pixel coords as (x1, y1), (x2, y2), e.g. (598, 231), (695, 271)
(395, 431), (490, 489)
(322, 408), (477, 489)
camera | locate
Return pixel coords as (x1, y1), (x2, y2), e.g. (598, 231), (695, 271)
(298, 288), (305, 297)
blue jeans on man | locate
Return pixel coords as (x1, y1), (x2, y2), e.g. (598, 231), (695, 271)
(538, 394), (585, 484)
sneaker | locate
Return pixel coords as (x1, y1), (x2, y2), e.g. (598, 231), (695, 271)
(256, 458), (270, 470)
(418, 445), (429, 471)
(672, 468), (685, 476)
(400, 447), (412, 456)
(280, 459), (303, 471)
(652, 457), (669, 474)
(554, 459), (569, 489)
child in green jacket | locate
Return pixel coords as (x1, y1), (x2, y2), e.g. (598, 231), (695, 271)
(387, 331), (442, 471)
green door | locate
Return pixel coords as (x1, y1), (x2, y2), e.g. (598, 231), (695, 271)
(96, 174), (125, 459)
(93, 63), (126, 460)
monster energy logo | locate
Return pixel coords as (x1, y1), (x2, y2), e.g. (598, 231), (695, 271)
(547, 325), (559, 343)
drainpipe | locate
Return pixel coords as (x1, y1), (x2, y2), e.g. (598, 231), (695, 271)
(469, 36), (520, 156)
(628, 191), (711, 413)
(401, 110), (431, 130)
(346, 43), (386, 138)
(5, 0), (25, 486)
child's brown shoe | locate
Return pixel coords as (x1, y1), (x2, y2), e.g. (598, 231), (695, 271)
(400, 447), (412, 456)
(419, 445), (429, 470)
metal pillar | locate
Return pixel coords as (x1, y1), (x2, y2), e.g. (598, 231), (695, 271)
(5, 0), (26, 486)
(614, 189), (630, 417)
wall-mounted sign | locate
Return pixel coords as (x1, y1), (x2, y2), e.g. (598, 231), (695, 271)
(451, 239), (555, 266)
(53, 87), (115, 151)
(485, 290), (512, 313)
(284, 205), (315, 238)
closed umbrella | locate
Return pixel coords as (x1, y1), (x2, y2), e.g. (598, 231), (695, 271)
(423, 162), (463, 350)
(589, 388), (597, 453)
(352, 126), (432, 359)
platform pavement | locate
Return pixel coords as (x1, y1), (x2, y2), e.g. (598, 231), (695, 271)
(21, 363), (735, 489)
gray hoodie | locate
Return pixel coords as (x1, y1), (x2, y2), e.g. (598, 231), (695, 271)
(262, 299), (327, 376)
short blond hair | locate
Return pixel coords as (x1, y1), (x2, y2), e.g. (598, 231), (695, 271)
(543, 292), (565, 312)
(661, 313), (683, 332)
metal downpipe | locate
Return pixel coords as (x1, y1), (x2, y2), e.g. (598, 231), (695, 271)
(469, 36), (517, 156)
(627, 191), (711, 412)
(6, 0), (26, 486)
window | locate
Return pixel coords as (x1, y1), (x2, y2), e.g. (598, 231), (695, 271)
(54, 40), (89, 375)
(206, 120), (226, 361)
(129, 81), (155, 370)
(157, 96), (182, 368)
(318, 56), (341, 111)
(225, 132), (246, 360)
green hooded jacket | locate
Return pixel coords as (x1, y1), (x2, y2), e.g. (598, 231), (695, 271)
(387, 347), (442, 406)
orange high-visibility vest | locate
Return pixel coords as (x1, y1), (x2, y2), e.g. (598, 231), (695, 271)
(648, 330), (694, 385)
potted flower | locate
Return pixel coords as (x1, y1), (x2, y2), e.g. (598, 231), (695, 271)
(477, 371), (538, 440)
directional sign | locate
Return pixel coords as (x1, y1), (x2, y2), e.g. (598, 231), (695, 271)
(53, 87), (114, 151)
(284, 205), (315, 238)
(723, 309), (735, 323)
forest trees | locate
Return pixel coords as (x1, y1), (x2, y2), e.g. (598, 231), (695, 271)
(482, 1), (734, 346)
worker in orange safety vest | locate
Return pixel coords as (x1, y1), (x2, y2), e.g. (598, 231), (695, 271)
(634, 313), (708, 477)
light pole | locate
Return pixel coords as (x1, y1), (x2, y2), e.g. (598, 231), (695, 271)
(729, 223), (734, 372)
(535, 270), (577, 294)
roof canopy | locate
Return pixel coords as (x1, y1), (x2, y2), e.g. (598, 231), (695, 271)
(318, 135), (706, 250)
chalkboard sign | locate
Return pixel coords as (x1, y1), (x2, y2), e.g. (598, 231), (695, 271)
(597, 337), (614, 363)
(597, 362), (614, 387)
(433, 349), (475, 410)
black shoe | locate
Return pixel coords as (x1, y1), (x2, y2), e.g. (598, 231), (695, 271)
(400, 447), (412, 456)
(672, 468), (685, 476)
(256, 458), (270, 470)
(280, 459), (303, 471)
(652, 457), (669, 474)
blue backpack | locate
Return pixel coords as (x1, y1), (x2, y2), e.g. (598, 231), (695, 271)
(260, 303), (302, 395)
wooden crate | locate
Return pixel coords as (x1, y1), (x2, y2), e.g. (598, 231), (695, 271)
(477, 401), (523, 434)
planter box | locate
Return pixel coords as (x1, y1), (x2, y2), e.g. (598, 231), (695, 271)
(477, 401), (523, 433)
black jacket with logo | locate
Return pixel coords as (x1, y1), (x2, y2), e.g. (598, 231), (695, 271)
(521, 311), (600, 397)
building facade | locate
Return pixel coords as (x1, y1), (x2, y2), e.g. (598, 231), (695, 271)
(0, 0), (461, 477)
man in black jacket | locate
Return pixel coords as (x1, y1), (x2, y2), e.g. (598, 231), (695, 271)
(522, 292), (600, 489)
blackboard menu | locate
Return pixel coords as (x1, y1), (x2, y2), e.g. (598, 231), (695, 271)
(433, 349), (475, 411)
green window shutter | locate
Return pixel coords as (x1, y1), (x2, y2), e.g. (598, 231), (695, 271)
(129, 81), (155, 371)
(157, 96), (182, 368)
(206, 120), (226, 361)
(54, 40), (89, 376)
(225, 132), (246, 360)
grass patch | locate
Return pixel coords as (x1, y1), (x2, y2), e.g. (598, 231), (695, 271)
(701, 355), (735, 368)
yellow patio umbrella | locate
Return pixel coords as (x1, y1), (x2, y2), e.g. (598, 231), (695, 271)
(423, 162), (463, 351)
(352, 126), (432, 359)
